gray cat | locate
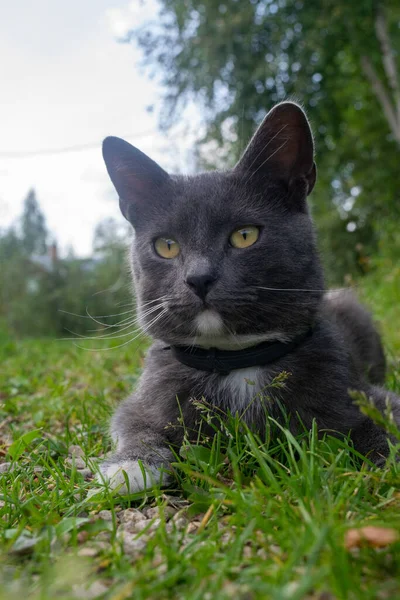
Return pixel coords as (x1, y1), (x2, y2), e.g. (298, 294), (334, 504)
(100, 101), (399, 494)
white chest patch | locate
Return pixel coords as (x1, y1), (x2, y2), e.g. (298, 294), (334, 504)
(217, 367), (264, 413)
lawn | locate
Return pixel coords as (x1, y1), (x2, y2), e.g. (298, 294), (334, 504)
(1, 272), (400, 600)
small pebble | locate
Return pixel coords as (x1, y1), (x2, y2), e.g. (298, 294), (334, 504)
(96, 531), (112, 542)
(78, 468), (93, 481)
(77, 531), (89, 544)
(119, 518), (148, 534)
(256, 548), (268, 560)
(117, 530), (147, 555)
(9, 537), (38, 556)
(65, 456), (86, 470)
(143, 507), (160, 520)
(187, 521), (199, 534)
(92, 540), (109, 552)
(97, 510), (113, 522)
(171, 511), (188, 530)
(144, 506), (177, 521)
(0, 462), (13, 474)
(118, 508), (147, 531)
(221, 532), (233, 545)
(72, 581), (109, 599)
(243, 545), (252, 559)
(172, 509), (188, 522)
(77, 547), (100, 558)
(68, 445), (85, 457)
(165, 522), (174, 534)
(164, 506), (178, 519)
(118, 507), (146, 519)
(148, 518), (162, 532)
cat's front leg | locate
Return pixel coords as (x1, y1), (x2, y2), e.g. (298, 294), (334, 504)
(96, 380), (189, 494)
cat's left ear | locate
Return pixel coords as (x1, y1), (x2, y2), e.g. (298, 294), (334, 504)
(102, 136), (170, 225)
(234, 101), (316, 197)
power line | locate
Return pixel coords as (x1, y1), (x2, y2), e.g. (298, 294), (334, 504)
(0, 130), (156, 159)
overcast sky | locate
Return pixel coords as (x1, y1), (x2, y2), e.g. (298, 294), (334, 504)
(0, 0), (197, 255)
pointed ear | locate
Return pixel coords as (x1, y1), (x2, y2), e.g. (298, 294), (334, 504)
(234, 102), (316, 197)
(102, 136), (170, 224)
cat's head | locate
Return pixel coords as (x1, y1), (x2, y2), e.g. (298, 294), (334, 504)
(102, 102), (324, 347)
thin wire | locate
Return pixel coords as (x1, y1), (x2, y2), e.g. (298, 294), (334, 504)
(0, 130), (155, 159)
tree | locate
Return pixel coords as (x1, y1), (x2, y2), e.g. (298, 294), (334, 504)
(0, 227), (22, 260)
(20, 188), (48, 255)
(126, 0), (400, 280)
(0, 203), (132, 337)
(92, 217), (130, 257)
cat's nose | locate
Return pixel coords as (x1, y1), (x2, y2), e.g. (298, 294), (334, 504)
(185, 273), (217, 301)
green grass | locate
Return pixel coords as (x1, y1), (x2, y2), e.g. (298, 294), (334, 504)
(1, 276), (400, 600)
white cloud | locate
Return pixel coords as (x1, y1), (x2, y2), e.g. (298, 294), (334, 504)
(105, 0), (157, 38)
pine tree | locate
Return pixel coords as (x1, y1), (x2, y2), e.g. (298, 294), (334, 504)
(20, 189), (48, 256)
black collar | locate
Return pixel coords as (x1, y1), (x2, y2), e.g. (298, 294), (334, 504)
(169, 327), (314, 375)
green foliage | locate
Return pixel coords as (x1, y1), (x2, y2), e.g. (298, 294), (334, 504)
(0, 192), (132, 337)
(7, 429), (42, 461)
(128, 0), (400, 281)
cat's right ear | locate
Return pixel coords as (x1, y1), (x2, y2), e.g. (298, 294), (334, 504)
(234, 102), (316, 200)
(102, 137), (170, 224)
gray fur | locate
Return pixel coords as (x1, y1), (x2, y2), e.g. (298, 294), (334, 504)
(100, 102), (399, 492)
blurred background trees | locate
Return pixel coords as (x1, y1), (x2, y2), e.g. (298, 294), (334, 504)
(0, 190), (131, 337)
(128, 0), (400, 281)
(20, 190), (48, 256)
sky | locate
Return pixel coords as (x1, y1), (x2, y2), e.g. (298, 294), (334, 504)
(0, 0), (197, 255)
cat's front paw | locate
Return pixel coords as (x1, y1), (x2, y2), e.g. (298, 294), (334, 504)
(97, 458), (171, 494)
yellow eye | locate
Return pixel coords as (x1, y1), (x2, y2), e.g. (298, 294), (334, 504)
(154, 237), (180, 259)
(230, 226), (260, 249)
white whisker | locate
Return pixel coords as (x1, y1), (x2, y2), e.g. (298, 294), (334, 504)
(74, 308), (169, 352)
(61, 321), (138, 341)
(86, 314), (139, 331)
(60, 303), (167, 342)
(58, 308), (135, 319)
(84, 307), (132, 329)
(257, 286), (351, 293)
